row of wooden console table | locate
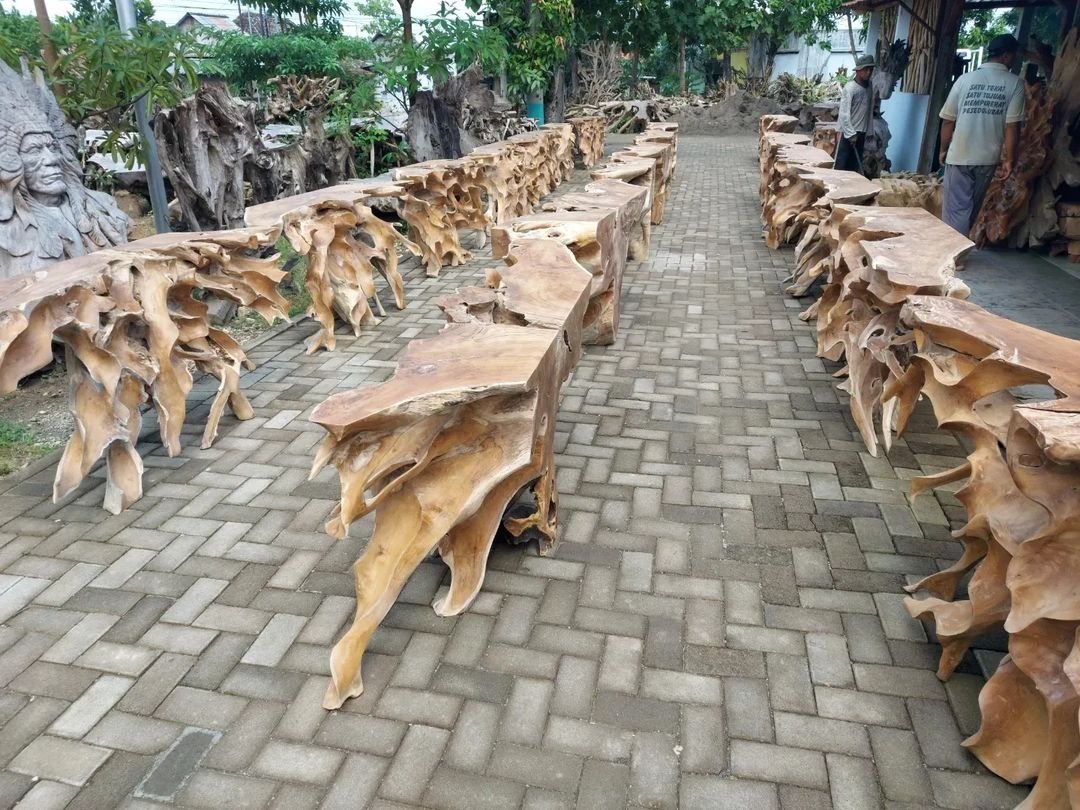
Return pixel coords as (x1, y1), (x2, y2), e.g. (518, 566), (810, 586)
(0, 117), (678, 709)
(760, 113), (1080, 809)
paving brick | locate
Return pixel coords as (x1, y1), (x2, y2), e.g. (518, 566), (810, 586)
(252, 739), (343, 785)
(730, 740), (828, 790)
(593, 691), (680, 735)
(577, 760), (630, 810)
(551, 656), (598, 719)
(424, 765), (527, 810)
(499, 677), (553, 746)
(178, 770), (278, 810)
(774, 711), (871, 757)
(680, 776), (778, 810)
(9, 736), (112, 786)
(378, 725), (450, 803)
(827, 753), (882, 810)
(322, 753), (390, 809)
(544, 714), (634, 762)
(134, 727), (220, 802)
(446, 699), (500, 770)
(630, 732), (678, 810)
(869, 727), (934, 802)
(49, 674), (133, 738)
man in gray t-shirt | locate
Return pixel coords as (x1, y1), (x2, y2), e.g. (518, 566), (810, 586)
(834, 55), (875, 175)
(938, 34), (1026, 236)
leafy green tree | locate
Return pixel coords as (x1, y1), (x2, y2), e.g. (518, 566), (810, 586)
(69, 0), (155, 25)
(465, 0), (570, 100)
(0, 6), (41, 68)
(745, 0), (840, 78)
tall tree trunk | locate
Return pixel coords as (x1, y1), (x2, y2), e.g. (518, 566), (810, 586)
(631, 51), (640, 87)
(398, 0), (417, 104)
(749, 33), (769, 79)
(569, 47), (580, 101)
(548, 66), (566, 122)
(32, 0), (60, 86)
(678, 36), (687, 94)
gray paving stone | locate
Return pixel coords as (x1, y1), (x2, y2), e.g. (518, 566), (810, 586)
(251, 739), (344, 785)
(134, 727), (220, 801)
(9, 736), (112, 786)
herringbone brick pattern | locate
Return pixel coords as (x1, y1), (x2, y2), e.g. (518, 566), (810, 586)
(0, 135), (1027, 809)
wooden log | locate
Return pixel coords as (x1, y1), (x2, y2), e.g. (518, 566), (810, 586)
(812, 122), (841, 158)
(873, 174), (944, 218)
(759, 114), (800, 135)
(568, 115), (607, 167)
(764, 159), (875, 252)
(589, 158), (656, 250)
(0, 227), (288, 513)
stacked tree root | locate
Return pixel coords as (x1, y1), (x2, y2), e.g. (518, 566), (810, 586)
(0, 229), (289, 513)
(0, 119), (605, 514)
(308, 124), (677, 710)
(758, 122), (1080, 808)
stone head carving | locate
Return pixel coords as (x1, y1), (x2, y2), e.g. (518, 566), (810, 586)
(0, 61), (130, 279)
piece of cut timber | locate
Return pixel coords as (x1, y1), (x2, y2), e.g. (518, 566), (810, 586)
(0, 227), (288, 513)
(812, 121), (840, 157)
(568, 115), (606, 167)
(758, 131), (814, 202)
(590, 158), (656, 240)
(310, 321), (575, 709)
(491, 208), (624, 345)
(246, 183), (420, 353)
(765, 162), (878, 252)
(1058, 201), (1080, 219)
(542, 179), (650, 260)
(634, 130), (678, 177)
(645, 121), (679, 152)
(1059, 217), (1080, 240)
(611, 142), (675, 225)
(760, 114), (800, 134)
(810, 206), (972, 457)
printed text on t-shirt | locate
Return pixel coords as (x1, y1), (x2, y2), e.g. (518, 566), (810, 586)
(959, 83), (1008, 116)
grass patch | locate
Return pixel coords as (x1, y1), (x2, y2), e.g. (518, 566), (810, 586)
(0, 419), (52, 476)
(277, 237), (312, 318)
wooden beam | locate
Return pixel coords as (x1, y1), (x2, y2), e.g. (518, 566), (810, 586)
(918, 0), (966, 173)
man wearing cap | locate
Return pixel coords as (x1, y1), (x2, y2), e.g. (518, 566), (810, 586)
(939, 33), (1026, 235)
(834, 55), (876, 174)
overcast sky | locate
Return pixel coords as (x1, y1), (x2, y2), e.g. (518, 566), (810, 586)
(8, 0), (472, 34)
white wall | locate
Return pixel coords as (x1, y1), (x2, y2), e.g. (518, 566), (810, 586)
(771, 24), (866, 81)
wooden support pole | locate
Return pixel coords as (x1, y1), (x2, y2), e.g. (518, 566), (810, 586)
(917, 0), (965, 173)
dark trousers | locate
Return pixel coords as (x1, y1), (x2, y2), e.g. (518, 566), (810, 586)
(833, 132), (866, 174)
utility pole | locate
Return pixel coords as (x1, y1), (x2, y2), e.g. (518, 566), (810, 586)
(116, 0), (171, 234)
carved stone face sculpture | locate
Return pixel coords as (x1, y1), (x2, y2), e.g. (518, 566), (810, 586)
(0, 61), (130, 278)
(20, 133), (66, 204)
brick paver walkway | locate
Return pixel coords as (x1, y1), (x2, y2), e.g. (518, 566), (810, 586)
(0, 135), (1028, 809)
